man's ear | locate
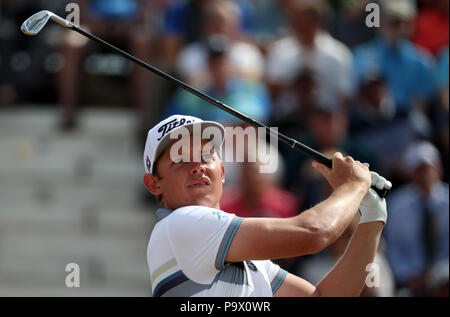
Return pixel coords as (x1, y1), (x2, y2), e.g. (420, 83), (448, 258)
(143, 174), (163, 196)
(221, 162), (225, 184)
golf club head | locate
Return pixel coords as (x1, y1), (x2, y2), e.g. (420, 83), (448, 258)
(21, 10), (72, 36)
(21, 10), (52, 35)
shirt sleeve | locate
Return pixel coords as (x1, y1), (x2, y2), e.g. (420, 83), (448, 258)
(166, 206), (243, 284)
(264, 260), (288, 294)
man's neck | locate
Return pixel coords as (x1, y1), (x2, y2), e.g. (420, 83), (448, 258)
(296, 30), (318, 48)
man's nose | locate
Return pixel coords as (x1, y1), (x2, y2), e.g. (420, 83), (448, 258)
(190, 161), (206, 175)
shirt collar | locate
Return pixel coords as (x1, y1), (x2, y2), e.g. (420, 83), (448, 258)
(155, 208), (173, 222)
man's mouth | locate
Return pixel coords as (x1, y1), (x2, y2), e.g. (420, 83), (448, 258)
(188, 178), (211, 188)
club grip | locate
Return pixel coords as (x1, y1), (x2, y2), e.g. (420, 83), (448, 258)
(320, 157), (390, 199)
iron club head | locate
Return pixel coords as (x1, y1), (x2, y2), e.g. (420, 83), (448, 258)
(21, 10), (52, 35)
(21, 10), (72, 36)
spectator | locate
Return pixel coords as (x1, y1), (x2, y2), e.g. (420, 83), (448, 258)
(281, 103), (373, 207)
(271, 68), (319, 136)
(436, 47), (449, 110)
(0, 0), (64, 105)
(349, 73), (396, 133)
(265, 0), (354, 110)
(384, 141), (449, 296)
(162, 0), (260, 44)
(353, 0), (438, 117)
(175, 0), (265, 86)
(329, 0), (377, 48)
(348, 73), (415, 175)
(426, 47), (449, 182)
(435, 120), (449, 183)
(240, 0), (289, 47)
(412, 0), (449, 56)
(426, 259), (449, 297)
(165, 35), (271, 126)
(58, 0), (154, 130)
(162, 0), (210, 45)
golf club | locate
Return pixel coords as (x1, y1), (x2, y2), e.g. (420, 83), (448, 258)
(21, 10), (390, 198)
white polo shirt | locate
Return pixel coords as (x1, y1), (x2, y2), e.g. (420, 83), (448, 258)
(265, 32), (354, 100)
(147, 206), (287, 297)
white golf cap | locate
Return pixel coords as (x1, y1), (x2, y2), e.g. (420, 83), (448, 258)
(403, 141), (441, 173)
(380, 0), (416, 20)
(143, 114), (225, 174)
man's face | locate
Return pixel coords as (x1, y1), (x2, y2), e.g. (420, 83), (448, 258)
(287, 4), (320, 43)
(209, 55), (230, 86)
(205, 3), (238, 37)
(144, 136), (225, 210)
(412, 163), (441, 195)
(380, 16), (413, 45)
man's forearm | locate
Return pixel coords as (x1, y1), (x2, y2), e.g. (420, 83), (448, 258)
(298, 182), (368, 250)
(315, 222), (384, 297)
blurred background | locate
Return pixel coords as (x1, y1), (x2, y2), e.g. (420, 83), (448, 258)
(0, 0), (448, 296)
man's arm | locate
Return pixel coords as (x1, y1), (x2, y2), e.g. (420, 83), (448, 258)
(225, 153), (371, 262)
(274, 221), (384, 297)
(315, 221), (384, 296)
(225, 181), (368, 261)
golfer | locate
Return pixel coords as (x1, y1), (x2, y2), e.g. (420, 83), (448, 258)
(144, 115), (391, 297)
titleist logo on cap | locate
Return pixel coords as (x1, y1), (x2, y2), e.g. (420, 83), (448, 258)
(157, 118), (195, 141)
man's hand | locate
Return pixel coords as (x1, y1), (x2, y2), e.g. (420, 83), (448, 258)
(359, 172), (392, 224)
(312, 152), (371, 191)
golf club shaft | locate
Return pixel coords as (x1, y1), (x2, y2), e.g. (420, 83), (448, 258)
(71, 25), (388, 198)
(72, 27), (330, 160)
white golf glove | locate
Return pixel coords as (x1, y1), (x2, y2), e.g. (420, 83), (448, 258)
(359, 171), (392, 224)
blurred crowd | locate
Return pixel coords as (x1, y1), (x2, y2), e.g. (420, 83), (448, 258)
(1, 0), (448, 297)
